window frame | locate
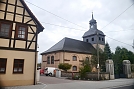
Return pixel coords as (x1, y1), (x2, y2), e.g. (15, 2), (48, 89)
(15, 24), (28, 40)
(99, 37), (101, 40)
(47, 56), (50, 64)
(72, 66), (77, 71)
(86, 57), (89, 61)
(102, 38), (104, 41)
(0, 58), (7, 74)
(92, 38), (94, 41)
(86, 39), (88, 42)
(13, 59), (24, 74)
(0, 21), (12, 38)
(51, 56), (54, 64)
(72, 56), (77, 61)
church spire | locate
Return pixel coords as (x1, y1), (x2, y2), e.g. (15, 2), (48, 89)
(92, 12), (94, 19)
(89, 12), (97, 29)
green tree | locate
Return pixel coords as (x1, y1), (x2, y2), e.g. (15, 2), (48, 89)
(91, 51), (106, 72)
(58, 63), (72, 71)
(104, 42), (112, 59)
(79, 58), (91, 79)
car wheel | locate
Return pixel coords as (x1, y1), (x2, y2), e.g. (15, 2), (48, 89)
(49, 73), (52, 76)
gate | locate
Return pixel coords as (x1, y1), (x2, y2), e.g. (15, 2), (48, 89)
(114, 63), (126, 79)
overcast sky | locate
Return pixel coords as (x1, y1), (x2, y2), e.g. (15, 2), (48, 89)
(25, 0), (134, 63)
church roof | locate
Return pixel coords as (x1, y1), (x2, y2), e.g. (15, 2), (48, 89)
(83, 29), (105, 38)
(41, 37), (96, 55)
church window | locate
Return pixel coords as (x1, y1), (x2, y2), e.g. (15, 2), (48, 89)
(51, 56), (54, 64)
(72, 66), (77, 71)
(73, 56), (77, 61)
(86, 39), (88, 42)
(86, 57), (89, 61)
(99, 37), (101, 40)
(47, 56), (50, 64)
(92, 38), (94, 41)
(102, 38), (104, 41)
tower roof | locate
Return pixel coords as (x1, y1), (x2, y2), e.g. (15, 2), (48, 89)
(89, 12), (96, 24)
(83, 13), (105, 38)
(83, 29), (105, 38)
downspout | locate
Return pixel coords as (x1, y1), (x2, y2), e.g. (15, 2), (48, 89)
(34, 31), (38, 85)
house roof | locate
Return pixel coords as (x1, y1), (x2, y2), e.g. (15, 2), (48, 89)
(41, 37), (96, 55)
(20, 0), (44, 33)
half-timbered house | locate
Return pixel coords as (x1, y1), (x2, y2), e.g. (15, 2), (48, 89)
(0, 0), (44, 86)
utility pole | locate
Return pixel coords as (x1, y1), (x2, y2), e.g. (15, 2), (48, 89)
(96, 30), (99, 81)
(132, 40), (134, 52)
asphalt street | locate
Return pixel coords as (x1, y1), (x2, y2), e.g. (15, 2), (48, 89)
(40, 76), (134, 89)
(111, 85), (134, 89)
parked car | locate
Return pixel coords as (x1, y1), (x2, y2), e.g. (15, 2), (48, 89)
(44, 67), (57, 76)
(40, 69), (44, 75)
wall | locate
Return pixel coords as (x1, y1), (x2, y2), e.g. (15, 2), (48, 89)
(0, 50), (35, 86)
(41, 52), (92, 72)
(61, 71), (110, 80)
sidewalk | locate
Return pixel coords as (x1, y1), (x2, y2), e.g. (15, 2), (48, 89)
(4, 82), (46, 89)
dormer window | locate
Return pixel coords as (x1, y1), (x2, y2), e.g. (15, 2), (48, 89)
(16, 24), (27, 39)
(0, 21), (12, 37)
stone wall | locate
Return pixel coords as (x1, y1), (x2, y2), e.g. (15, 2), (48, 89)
(61, 71), (110, 80)
(86, 72), (110, 80)
(61, 71), (79, 77)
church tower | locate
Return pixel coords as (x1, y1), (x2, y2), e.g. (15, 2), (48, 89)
(82, 13), (105, 51)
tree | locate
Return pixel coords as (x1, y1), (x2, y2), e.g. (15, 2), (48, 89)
(104, 42), (112, 59)
(58, 63), (72, 71)
(91, 51), (106, 72)
(79, 58), (91, 79)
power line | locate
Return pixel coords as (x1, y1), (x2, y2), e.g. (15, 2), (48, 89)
(1, 11), (133, 33)
(100, 2), (134, 30)
(41, 22), (86, 31)
(24, 0), (87, 29)
(106, 36), (133, 47)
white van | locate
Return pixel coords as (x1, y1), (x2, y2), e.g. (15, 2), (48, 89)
(44, 67), (57, 76)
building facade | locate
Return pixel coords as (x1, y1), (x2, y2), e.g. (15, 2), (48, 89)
(41, 13), (105, 72)
(0, 0), (44, 86)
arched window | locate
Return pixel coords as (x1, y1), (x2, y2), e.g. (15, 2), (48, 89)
(51, 56), (54, 64)
(86, 57), (89, 61)
(72, 66), (77, 71)
(72, 56), (77, 61)
(47, 56), (50, 64)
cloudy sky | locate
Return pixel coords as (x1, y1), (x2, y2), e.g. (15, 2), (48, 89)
(25, 0), (134, 63)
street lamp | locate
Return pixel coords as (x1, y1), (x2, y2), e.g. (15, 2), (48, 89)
(96, 30), (99, 81)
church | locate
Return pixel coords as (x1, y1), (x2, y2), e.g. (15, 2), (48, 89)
(41, 13), (105, 72)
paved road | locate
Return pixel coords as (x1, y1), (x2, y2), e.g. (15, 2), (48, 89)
(111, 85), (134, 89)
(40, 76), (134, 89)
(40, 76), (77, 84)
